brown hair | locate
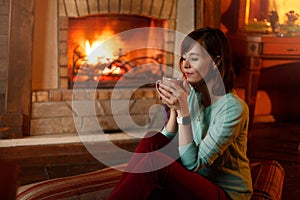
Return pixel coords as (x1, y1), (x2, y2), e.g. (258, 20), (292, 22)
(179, 27), (234, 95)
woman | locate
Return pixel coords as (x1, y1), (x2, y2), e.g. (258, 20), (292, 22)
(107, 27), (253, 200)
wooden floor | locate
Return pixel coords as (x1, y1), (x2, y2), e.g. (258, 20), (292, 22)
(247, 122), (300, 200)
(1, 122), (299, 199)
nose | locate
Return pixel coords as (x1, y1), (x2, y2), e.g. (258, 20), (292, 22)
(182, 60), (191, 69)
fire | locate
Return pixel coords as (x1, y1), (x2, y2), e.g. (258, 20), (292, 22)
(84, 29), (124, 65)
(74, 29), (127, 80)
(102, 65), (122, 75)
(84, 40), (116, 65)
(85, 41), (101, 64)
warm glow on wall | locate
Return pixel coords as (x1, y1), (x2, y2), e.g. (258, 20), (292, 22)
(246, 0), (300, 25)
(245, 0), (251, 24)
(272, 0), (300, 24)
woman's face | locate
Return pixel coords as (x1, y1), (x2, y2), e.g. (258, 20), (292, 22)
(181, 44), (212, 84)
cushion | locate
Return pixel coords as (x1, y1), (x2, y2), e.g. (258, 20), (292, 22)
(17, 161), (285, 200)
(250, 160), (285, 200)
(16, 164), (126, 200)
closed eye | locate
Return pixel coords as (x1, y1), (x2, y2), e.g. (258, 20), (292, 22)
(190, 56), (199, 61)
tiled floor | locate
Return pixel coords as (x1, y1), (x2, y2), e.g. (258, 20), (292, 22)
(247, 122), (300, 200)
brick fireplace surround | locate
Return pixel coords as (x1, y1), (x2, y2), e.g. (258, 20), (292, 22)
(0, 0), (196, 139)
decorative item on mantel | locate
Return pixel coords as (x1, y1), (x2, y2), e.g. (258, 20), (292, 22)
(269, 10), (279, 33)
(245, 19), (272, 34)
(245, 9), (300, 38)
(277, 10), (300, 37)
(286, 10), (299, 25)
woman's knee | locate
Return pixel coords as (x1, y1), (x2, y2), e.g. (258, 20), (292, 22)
(140, 131), (169, 144)
(133, 152), (175, 173)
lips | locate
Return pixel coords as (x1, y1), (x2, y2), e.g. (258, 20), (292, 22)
(185, 72), (193, 77)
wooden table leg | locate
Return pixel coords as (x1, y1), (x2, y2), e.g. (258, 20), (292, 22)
(245, 56), (262, 136)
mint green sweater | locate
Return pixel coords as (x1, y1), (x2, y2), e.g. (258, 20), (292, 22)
(162, 88), (253, 200)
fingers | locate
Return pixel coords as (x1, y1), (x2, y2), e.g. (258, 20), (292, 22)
(158, 82), (179, 96)
(159, 86), (176, 103)
(162, 78), (189, 95)
(164, 98), (179, 110)
(158, 83), (172, 96)
(157, 79), (189, 111)
(164, 96), (178, 106)
(158, 83), (180, 109)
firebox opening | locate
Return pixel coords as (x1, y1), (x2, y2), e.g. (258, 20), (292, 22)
(67, 14), (168, 89)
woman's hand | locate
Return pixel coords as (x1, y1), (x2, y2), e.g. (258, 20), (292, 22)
(158, 79), (189, 116)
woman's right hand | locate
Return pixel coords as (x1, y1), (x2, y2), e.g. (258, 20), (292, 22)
(158, 79), (189, 114)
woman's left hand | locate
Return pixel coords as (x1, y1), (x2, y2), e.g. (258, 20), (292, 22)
(158, 79), (189, 113)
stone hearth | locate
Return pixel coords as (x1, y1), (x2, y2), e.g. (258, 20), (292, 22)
(31, 88), (162, 135)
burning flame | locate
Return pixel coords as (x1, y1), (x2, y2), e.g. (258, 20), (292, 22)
(85, 41), (101, 64)
(84, 29), (124, 65)
(73, 28), (128, 80)
(85, 41), (99, 56)
(102, 65), (122, 75)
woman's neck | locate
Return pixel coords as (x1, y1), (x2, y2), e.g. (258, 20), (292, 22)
(192, 80), (219, 107)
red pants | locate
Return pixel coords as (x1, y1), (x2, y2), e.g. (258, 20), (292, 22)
(107, 131), (229, 200)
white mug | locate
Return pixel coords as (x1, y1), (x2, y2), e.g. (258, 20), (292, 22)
(156, 76), (183, 98)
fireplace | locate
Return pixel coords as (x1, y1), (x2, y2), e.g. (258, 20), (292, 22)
(58, 0), (179, 90)
(19, 0), (184, 136)
(67, 14), (167, 88)
(1, 0), (197, 138)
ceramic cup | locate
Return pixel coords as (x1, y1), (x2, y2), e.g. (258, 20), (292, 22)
(156, 76), (184, 98)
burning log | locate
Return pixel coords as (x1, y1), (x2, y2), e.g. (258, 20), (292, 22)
(70, 45), (165, 88)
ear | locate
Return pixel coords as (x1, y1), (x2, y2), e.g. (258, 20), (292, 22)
(214, 55), (221, 66)
(212, 62), (218, 70)
(212, 55), (221, 70)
